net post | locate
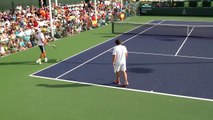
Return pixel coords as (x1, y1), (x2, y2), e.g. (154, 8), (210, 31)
(187, 25), (189, 36)
(112, 22), (114, 33)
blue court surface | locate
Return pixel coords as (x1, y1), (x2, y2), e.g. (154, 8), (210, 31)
(31, 20), (213, 102)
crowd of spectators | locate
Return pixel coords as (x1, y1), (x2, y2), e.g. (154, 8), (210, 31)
(0, 0), (139, 57)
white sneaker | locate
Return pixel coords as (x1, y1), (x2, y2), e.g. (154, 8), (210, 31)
(36, 59), (39, 63)
(36, 59), (42, 64)
(44, 58), (48, 62)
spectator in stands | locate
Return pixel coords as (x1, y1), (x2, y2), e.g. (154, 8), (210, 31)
(1, 31), (9, 42)
(16, 4), (23, 12)
(0, 0), (138, 57)
(8, 39), (18, 53)
(0, 42), (6, 56)
(18, 37), (27, 51)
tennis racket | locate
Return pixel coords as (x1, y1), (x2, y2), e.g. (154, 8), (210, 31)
(47, 44), (57, 49)
(46, 43), (61, 62)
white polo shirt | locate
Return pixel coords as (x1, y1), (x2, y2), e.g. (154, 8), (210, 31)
(112, 45), (127, 65)
(36, 32), (45, 46)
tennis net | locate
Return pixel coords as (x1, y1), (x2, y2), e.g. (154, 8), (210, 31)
(112, 22), (213, 38)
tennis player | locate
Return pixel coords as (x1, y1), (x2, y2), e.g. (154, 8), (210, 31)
(35, 28), (48, 64)
(112, 39), (129, 87)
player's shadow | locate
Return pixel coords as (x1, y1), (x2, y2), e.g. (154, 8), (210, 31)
(37, 83), (91, 88)
(128, 67), (153, 74)
(0, 61), (34, 65)
(0, 59), (59, 65)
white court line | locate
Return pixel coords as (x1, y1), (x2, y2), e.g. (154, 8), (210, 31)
(30, 74), (213, 102)
(175, 26), (194, 56)
(55, 20), (165, 79)
(128, 51), (213, 60)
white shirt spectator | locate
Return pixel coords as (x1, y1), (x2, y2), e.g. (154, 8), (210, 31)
(38, 20), (45, 27)
(104, 0), (111, 6)
(24, 28), (34, 36)
(16, 4), (22, 11)
(0, 43), (6, 55)
(0, 26), (4, 34)
(18, 29), (25, 37)
(26, 13), (32, 18)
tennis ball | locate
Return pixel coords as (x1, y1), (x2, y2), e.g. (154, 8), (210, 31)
(56, 59), (60, 62)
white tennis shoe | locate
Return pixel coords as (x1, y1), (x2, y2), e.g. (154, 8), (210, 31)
(44, 58), (48, 62)
(36, 59), (42, 64)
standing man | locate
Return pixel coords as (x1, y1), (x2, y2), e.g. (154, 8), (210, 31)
(36, 28), (48, 64)
(112, 39), (129, 87)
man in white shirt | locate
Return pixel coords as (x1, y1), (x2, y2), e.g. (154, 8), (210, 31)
(16, 4), (22, 12)
(36, 28), (48, 64)
(112, 39), (129, 87)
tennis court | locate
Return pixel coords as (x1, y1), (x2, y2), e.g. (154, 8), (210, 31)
(31, 20), (213, 102)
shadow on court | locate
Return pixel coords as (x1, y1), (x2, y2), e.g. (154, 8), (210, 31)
(37, 83), (91, 88)
(128, 67), (153, 74)
(0, 59), (59, 65)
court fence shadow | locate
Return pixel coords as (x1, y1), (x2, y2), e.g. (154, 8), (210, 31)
(37, 83), (91, 88)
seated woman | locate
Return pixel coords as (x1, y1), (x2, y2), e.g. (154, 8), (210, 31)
(18, 38), (27, 51)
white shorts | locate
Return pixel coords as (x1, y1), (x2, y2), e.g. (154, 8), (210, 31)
(114, 63), (126, 73)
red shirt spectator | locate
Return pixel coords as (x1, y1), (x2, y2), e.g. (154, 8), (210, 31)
(33, 20), (39, 28)
(45, 12), (50, 20)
